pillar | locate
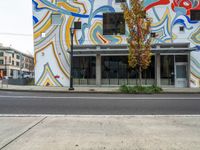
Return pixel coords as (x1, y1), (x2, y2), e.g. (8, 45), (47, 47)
(187, 52), (191, 88)
(155, 53), (161, 87)
(96, 54), (101, 86)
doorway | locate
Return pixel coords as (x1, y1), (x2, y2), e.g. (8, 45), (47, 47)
(175, 63), (187, 88)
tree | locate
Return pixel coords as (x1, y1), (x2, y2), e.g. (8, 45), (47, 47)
(121, 0), (152, 86)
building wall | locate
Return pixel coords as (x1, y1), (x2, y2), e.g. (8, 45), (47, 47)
(0, 48), (34, 79)
(33, 0), (200, 87)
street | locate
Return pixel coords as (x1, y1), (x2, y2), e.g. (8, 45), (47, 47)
(0, 91), (200, 115)
(1, 91), (200, 150)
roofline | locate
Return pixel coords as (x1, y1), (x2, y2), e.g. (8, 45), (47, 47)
(74, 43), (192, 49)
(0, 46), (33, 58)
(73, 43), (196, 55)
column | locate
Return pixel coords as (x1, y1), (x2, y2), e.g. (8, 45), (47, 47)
(96, 54), (101, 86)
(155, 53), (161, 87)
(187, 52), (191, 88)
(7, 66), (10, 77)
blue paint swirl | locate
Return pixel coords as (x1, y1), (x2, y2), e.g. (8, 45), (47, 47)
(33, 0), (115, 19)
(33, 16), (39, 24)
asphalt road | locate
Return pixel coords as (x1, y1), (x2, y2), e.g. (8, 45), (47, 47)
(0, 91), (200, 115)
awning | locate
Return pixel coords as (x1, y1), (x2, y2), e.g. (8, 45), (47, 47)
(73, 43), (196, 56)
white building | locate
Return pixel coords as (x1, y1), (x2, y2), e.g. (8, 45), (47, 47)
(33, 0), (200, 87)
(0, 45), (34, 79)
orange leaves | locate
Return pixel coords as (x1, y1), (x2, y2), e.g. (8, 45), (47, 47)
(121, 0), (152, 71)
(128, 48), (137, 69)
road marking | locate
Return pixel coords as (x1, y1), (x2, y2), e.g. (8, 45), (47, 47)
(0, 95), (199, 100)
(0, 114), (200, 117)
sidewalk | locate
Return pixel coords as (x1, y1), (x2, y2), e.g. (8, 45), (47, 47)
(0, 84), (119, 93)
(0, 82), (200, 93)
(0, 115), (200, 150)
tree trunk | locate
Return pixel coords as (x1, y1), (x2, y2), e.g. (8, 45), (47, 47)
(139, 66), (142, 86)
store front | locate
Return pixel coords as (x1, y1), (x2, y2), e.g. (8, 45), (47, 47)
(160, 55), (189, 87)
(73, 56), (96, 85)
(73, 43), (195, 87)
(100, 56), (155, 85)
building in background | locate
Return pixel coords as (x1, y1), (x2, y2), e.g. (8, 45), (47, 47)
(0, 44), (34, 79)
(33, 0), (200, 87)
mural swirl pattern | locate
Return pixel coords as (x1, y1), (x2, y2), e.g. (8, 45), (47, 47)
(33, 0), (200, 87)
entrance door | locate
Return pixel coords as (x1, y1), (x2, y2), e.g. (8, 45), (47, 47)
(175, 63), (187, 87)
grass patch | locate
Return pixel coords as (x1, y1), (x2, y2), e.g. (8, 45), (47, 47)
(27, 79), (35, 85)
(119, 85), (163, 94)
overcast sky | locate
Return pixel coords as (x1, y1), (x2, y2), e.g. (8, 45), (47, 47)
(0, 0), (33, 55)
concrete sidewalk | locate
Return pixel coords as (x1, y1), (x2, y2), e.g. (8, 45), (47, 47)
(0, 82), (200, 93)
(0, 84), (119, 93)
(0, 115), (200, 150)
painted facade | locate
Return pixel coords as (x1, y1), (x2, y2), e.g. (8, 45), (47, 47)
(33, 0), (200, 87)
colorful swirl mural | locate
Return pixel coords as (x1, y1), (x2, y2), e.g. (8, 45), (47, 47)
(33, 0), (200, 87)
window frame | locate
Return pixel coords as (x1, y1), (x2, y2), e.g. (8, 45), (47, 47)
(190, 10), (200, 21)
(103, 12), (125, 35)
(0, 60), (4, 65)
(51, 14), (62, 25)
(115, 0), (126, 3)
(0, 52), (4, 57)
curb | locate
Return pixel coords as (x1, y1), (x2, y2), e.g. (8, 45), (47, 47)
(0, 88), (120, 94)
(1, 114), (200, 117)
(0, 88), (200, 94)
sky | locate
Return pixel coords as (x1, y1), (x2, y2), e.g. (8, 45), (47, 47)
(0, 0), (33, 55)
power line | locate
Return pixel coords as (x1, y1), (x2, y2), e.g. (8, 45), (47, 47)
(0, 32), (33, 37)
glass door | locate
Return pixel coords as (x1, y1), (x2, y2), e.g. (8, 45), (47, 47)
(175, 63), (187, 88)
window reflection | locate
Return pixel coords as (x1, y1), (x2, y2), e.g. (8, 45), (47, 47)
(161, 55), (175, 85)
(101, 56), (155, 85)
(73, 56), (96, 85)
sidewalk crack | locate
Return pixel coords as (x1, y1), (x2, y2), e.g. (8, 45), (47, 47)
(0, 116), (47, 150)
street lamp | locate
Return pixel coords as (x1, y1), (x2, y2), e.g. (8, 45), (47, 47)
(69, 21), (81, 90)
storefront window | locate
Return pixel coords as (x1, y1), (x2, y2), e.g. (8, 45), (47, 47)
(73, 55), (158, 85)
(73, 56), (96, 85)
(161, 55), (175, 85)
(142, 56), (155, 79)
(119, 57), (128, 79)
(102, 56), (155, 85)
(175, 55), (188, 62)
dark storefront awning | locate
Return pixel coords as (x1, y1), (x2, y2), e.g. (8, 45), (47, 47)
(73, 43), (196, 56)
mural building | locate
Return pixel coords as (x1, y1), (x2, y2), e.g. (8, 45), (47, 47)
(33, 0), (200, 87)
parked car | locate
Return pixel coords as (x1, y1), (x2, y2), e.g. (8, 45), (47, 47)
(3, 76), (9, 79)
(23, 74), (33, 79)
